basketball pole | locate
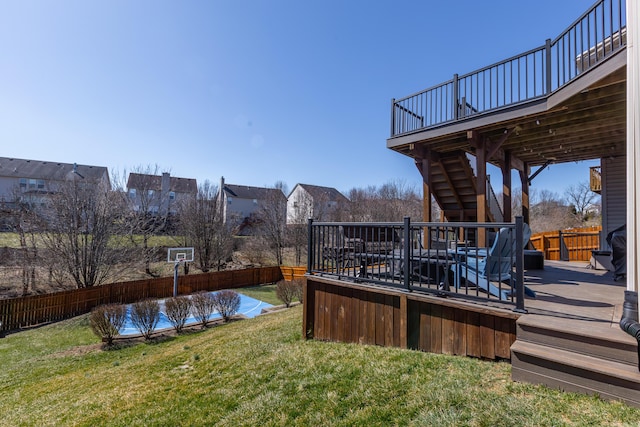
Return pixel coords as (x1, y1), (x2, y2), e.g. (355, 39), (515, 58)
(173, 260), (181, 297)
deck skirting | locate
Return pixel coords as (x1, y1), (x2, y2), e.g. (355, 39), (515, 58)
(303, 276), (519, 360)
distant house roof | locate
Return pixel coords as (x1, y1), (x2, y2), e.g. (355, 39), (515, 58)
(127, 173), (197, 194)
(291, 184), (349, 202)
(223, 184), (285, 201)
(0, 157), (109, 183)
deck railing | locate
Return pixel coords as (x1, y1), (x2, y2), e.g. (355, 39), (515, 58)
(307, 217), (527, 311)
(391, 0), (626, 137)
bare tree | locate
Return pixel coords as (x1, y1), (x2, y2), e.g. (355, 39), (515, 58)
(343, 180), (422, 222)
(112, 165), (174, 277)
(7, 188), (41, 296)
(344, 186), (376, 221)
(15, 202), (39, 296)
(39, 177), (132, 288)
(529, 189), (576, 233)
(565, 181), (600, 224)
(255, 184), (288, 265)
(179, 181), (233, 272)
(287, 223), (307, 266)
(376, 180), (422, 221)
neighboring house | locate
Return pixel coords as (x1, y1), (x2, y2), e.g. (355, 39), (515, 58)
(126, 172), (197, 215)
(286, 183), (349, 224)
(218, 177), (286, 227)
(0, 156), (110, 207)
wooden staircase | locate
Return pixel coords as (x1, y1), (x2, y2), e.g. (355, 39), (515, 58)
(511, 314), (640, 407)
(429, 150), (501, 222)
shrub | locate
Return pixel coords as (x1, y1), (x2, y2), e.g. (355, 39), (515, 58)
(89, 304), (127, 345)
(191, 291), (216, 327)
(276, 280), (300, 308)
(165, 295), (192, 333)
(293, 278), (304, 303)
(212, 290), (241, 322)
(131, 298), (160, 340)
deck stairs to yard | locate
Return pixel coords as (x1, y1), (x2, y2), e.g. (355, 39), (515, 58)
(430, 150), (502, 222)
(511, 313), (640, 407)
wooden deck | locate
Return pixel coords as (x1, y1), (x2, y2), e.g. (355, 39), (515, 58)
(512, 260), (640, 407)
(303, 259), (640, 407)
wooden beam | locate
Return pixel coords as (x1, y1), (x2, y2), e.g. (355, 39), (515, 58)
(502, 151), (512, 222)
(519, 163), (530, 225)
(486, 127), (516, 160)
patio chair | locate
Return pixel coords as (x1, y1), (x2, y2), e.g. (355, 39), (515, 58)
(453, 224), (535, 300)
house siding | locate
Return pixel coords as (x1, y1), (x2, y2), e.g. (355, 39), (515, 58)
(601, 156), (626, 248)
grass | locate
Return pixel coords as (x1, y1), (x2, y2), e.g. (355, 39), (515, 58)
(239, 283), (282, 306)
(0, 231), (180, 249)
(2, 303), (640, 426)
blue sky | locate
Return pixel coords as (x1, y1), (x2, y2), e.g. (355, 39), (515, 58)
(0, 0), (598, 198)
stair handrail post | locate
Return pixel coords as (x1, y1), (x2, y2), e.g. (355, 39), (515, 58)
(545, 38), (552, 94)
(403, 216), (411, 291)
(452, 74), (459, 120)
(514, 216), (527, 313)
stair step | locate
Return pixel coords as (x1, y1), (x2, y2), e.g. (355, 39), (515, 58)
(511, 340), (640, 407)
(516, 316), (638, 366)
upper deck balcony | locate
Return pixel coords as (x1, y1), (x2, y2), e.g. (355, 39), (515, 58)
(387, 0), (628, 169)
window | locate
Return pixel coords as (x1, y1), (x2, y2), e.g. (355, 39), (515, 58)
(37, 180), (45, 190)
(253, 199), (258, 204)
(19, 178), (27, 188)
(148, 190), (154, 197)
(169, 191), (175, 200)
(129, 188), (136, 198)
(28, 179), (37, 189)
(228, 197), (233, 204)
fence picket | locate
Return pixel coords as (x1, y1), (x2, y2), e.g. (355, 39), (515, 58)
(529, 226), (601, 261)
(0, 266), (295, 333)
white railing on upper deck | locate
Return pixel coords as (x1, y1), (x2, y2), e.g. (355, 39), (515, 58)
(391, 0), (627, 137)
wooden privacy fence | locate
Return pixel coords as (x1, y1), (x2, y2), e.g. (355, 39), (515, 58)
(529, 226), (601, 261)
(0, 266), (293, 333)
(280, 266), (307, 281)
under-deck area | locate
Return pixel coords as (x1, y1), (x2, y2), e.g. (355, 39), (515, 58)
(302, 0), (638, 408)
(303, 260), (640, 407)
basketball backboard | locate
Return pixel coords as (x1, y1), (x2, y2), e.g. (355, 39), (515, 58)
(167, 247), (195, 263)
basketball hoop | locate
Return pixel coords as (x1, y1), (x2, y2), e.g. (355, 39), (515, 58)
(167, 247), (194, 296)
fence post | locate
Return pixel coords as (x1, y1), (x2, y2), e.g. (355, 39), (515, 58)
(403, 217), (411, 291)
(514, 216), (526, 313)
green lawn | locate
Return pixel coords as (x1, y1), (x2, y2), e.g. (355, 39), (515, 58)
(239, 283), (282, 306)
(1, 303), (640, 426)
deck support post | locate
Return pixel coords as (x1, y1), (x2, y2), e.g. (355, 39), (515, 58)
(519, 163), (531, 225)
(503, 151), (512, 222)
(514, 216), (526, 313)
